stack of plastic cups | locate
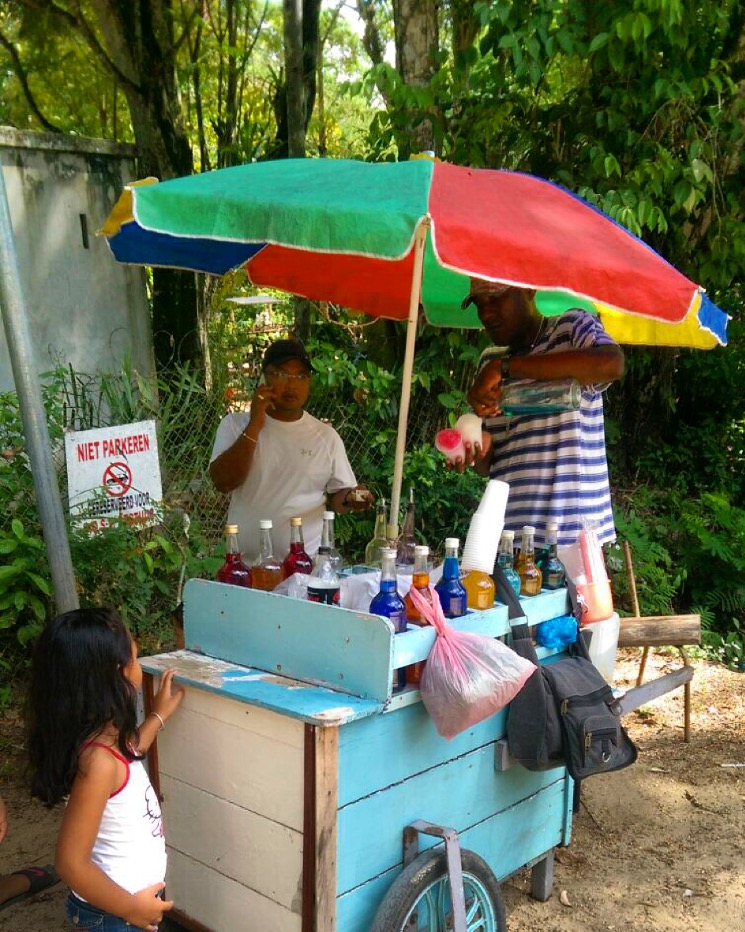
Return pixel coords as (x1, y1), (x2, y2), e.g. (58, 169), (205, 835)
(461, 480), (510, 575)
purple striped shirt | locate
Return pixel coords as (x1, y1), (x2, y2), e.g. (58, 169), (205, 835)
(481, 310), (617, 548)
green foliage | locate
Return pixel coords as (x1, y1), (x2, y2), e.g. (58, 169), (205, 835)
(0, 519), (52, 645)
(613, 486), (745, 670)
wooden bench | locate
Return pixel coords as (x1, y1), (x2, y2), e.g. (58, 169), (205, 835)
(615, 543), (701, 742)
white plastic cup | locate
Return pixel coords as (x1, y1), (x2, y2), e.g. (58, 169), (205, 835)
(435, 428), (466, 463)
(462, 513), (501, 573)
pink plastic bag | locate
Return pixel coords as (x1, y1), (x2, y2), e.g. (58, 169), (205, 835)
(409, 585), (536, 740)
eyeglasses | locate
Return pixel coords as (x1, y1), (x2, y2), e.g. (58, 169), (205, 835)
(264, 369), (311, 383)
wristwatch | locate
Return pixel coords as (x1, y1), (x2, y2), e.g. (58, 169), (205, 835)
(500, 355), (511, 380)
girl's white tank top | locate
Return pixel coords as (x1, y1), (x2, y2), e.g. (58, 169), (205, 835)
(73, 741), (167, 899)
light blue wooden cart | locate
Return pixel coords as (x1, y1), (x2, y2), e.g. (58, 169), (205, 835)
(141, 580), (574, 932)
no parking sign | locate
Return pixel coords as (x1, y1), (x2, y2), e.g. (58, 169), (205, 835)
(64, 420), (163, 530)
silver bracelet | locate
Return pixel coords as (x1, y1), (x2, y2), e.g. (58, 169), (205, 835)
(151, 711), (165, 731)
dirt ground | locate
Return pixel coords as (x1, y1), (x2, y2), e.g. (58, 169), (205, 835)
(1, 648), (743, 931)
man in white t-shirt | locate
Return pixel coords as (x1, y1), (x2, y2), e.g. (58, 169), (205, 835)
(209, 338), (374, 562)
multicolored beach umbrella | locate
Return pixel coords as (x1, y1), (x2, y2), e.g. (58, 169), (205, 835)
(102, 157), (728, 350)
(102, 157), (729, 524)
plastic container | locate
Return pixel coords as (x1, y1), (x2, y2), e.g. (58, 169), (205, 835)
(435, 428), (465, 464)
(585, 612), (620, 684)
(454, 413), (483, 447)
(576, 578), (614, 625)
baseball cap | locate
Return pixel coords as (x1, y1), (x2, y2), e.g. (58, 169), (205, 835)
(262, 338), (312, 372)
(461, 277), (513, 309)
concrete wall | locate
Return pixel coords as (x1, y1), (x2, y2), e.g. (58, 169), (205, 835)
(0, 128), (154, 392)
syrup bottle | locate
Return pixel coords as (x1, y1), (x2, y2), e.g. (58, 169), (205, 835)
(251, 520), (283, 591)
(542, 521), (566, 590)
(216, 524), (252, 588)
(369, 547), (407, 692)
(365, 498), (389, 568)
(282, 517), (313, 579)
(518, 524), (542, 597)
(404, 545), (433, 686)
(496, 529), (521, 598)
(435, 537), (467, 618)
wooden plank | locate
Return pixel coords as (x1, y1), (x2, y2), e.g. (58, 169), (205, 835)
(337, 701), (509, 808)
(618, 666), (694, 713)
(141, 650), (383, 727)
(315, 726), (339, 931)
(335, 780), (568, 932)
(336, 743), (567, 894)
(618, 614), (700, 647)
(166, 847), (301, 932)
(302, 725), (315, 932)
(183, 578), (394, 702)
(157, 695), (305, 831)
(160, 774), (303, 910)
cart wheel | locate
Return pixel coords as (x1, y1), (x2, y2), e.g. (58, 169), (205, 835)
(370, 848), (507, 932)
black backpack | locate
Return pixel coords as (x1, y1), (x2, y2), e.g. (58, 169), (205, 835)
(495, 568), (638, 781)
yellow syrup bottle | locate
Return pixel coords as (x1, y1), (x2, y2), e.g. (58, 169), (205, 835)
(463, 568), (495, 610)
(518, 524), (543, 597)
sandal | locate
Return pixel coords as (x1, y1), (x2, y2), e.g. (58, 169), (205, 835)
(0, 864), (60, 911)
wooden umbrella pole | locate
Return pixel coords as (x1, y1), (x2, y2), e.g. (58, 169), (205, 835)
(389, 219), (429, 534)
(623, 541), (649, 686)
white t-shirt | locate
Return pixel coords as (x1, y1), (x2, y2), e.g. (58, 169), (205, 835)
(210, 410), (356, 562)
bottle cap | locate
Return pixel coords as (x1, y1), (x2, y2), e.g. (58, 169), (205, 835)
(522, 525), (536, 534)
(445, 537), (460, 548)
(259, 519), (273, 529)
(380, 547), (397, 558)
(225, 524), (239, 534)
(501, 529), (515, 540)
(546, 520), (558, 530)
(290, 517), (302, 526)
(323, 510), (335, 520)
(414, 545), (429, 555)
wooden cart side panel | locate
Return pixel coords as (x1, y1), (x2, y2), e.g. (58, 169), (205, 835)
(158, 691), (305, 831)
(161, 774), (303, 911)
(315, 726), (339, 931)
(336, 779), (568, 932)
(337, 701), (509, 807)
(336, 741), (567, 895)
(183, 579), (394, 701)
(167, 848), (302, 932)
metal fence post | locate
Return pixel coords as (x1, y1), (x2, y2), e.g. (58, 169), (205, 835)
(0, 166), (78, 613)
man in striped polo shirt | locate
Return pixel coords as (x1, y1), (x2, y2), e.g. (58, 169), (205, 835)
(462, 279), (625, 549)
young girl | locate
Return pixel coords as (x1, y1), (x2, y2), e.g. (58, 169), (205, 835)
(27, 607), (184, 931)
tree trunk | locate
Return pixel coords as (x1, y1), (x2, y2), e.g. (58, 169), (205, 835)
(284, 0), (306, 158)
(89, 0), (200, 371)
(392, 0), (439, 157)
(269, 0), (321, 159)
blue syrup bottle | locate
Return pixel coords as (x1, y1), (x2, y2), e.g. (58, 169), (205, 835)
(435, 537), (467, 618)
(497, 530), (521, 598)
(370, 547), (407, 693)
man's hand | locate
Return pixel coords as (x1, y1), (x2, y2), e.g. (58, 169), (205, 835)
(248, 381), (277, 434)
(348, 485), (375, 512)
(467, 359), (504, 418)
(444, 432), (494, 476)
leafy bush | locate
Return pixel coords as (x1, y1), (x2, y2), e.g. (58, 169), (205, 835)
(613, 486), (745, 670)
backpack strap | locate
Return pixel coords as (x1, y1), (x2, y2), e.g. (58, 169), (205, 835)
(492, 565), (541, 665)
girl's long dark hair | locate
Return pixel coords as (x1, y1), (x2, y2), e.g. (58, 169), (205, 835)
(27, 607), (141, 806)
